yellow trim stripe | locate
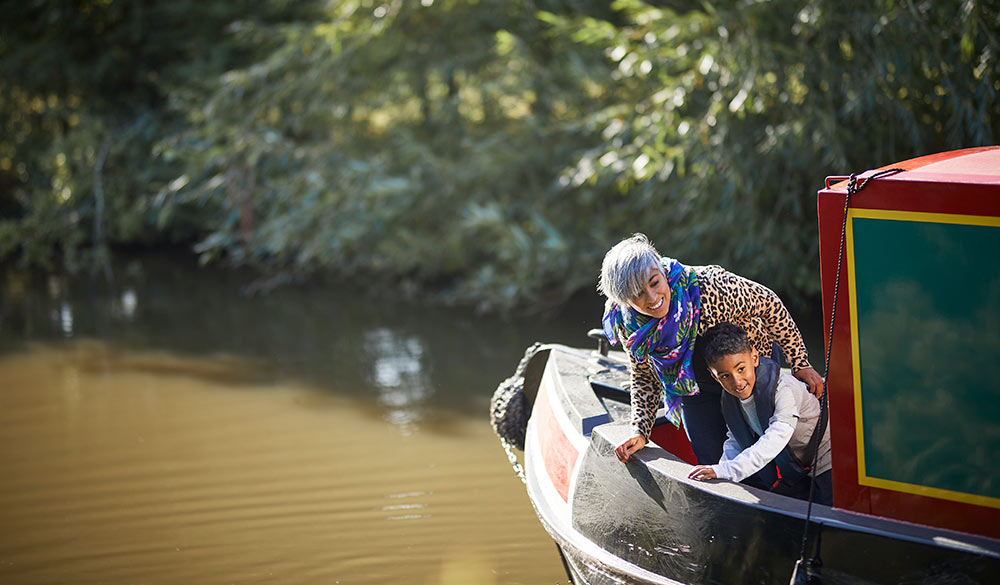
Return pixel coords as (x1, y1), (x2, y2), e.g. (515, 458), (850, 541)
(846, 213), (867, 481)
(850, 207), (1000, 227)
(862, 476), (1000, 509)
(847, 208), (1000, 509)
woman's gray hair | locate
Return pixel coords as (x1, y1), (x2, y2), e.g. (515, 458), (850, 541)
(598, 233), (664, 306)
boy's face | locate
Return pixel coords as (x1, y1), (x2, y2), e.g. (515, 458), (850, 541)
(707, 347), (759, 400)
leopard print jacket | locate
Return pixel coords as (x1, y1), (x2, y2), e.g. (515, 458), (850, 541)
(623, 265), (813, 439)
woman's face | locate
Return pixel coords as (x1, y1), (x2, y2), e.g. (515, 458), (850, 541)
(628, 266), (671, 319)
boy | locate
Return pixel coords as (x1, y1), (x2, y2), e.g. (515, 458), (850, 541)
(686, 323), (832, 505)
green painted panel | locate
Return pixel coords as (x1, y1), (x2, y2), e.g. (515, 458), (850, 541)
(852, 217), (1000, 499)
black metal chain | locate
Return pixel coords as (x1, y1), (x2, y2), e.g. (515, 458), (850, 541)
(790, 168), (906, 583)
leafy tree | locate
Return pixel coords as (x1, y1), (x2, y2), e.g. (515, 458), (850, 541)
(0, 0), (324, 269)
(2, 0), (997, 311)
(161, 0), (617, 308)
(541, 0), (999, 296)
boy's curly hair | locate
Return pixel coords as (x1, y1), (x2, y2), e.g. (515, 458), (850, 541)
(701, 322), (753, 366)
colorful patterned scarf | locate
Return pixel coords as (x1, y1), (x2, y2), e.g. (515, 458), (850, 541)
(602, 257), (702, 427)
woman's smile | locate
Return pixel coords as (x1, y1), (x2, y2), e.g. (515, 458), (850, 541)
(630, 267), (672, 319)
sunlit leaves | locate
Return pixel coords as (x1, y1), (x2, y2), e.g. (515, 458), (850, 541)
(1, 0), (997, 312)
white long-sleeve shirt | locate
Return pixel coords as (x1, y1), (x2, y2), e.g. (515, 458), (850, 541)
(712, 370), (831, 483)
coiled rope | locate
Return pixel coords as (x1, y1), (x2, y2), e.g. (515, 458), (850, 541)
(490, 343), (550, 483)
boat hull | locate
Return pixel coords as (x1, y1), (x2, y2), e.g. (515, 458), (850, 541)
(521, 345), (1000, 585)
(503, 147), (1000, 583)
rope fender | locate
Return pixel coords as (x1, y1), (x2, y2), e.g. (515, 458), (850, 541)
(490, 342), (545, 452)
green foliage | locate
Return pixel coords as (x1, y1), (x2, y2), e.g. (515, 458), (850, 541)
(0, 0), (323, 266)
(541, 0), (1000, 295)
(2, 0), (998, 311)
(158, 0), (615, 309)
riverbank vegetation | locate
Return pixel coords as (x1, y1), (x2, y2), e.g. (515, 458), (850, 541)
(2, 1), (997, 310)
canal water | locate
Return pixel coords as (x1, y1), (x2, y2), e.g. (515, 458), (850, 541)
(0, 252), (824, 585)
(0, 252), (605, 585)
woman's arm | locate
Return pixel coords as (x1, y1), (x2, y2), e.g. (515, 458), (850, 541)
(614, 353), (660, 462)
(628, 354), (662, 441)
(708, 269), (823, 396)
(723, 272), (809, 367)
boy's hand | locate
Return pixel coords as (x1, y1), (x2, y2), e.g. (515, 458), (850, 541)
(614, 435), (647, 462)
(688, 465), (717, 481)
(794, 366), (824, 398)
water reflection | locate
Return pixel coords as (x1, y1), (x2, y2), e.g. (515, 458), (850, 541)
(0, 343), (567, 585)
(0, 251), (823, 585)
(0, 250), (609, 431)
(57, 301), (74, 336)
(382, 491), (431, 521)
(118, 288), (138, 320)
(364, 327), (430, 432)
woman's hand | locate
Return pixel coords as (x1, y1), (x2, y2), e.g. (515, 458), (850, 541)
(614, 435), (647, 463)
(794, 366), (824, 398)
(687, 465), (717, 481)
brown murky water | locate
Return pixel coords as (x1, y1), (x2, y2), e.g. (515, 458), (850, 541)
(0, 254), (600, 585)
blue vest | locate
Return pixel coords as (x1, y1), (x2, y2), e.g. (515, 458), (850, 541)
(720, 357), (809, 489)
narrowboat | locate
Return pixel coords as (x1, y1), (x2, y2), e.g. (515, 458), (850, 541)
(491, 147), (1000, 584)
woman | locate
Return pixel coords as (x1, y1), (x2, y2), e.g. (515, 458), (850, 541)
(599, 234), (823, 464)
